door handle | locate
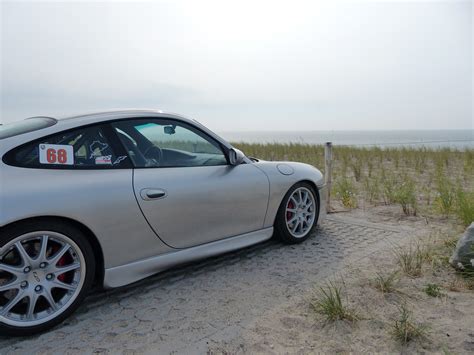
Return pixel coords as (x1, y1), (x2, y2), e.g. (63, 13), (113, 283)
(140, 188), (167, 201)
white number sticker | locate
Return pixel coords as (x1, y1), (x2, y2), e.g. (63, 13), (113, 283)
(39, 144), (74, 165)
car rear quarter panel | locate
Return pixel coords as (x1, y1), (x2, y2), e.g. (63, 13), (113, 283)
(0, 163), (173, 268)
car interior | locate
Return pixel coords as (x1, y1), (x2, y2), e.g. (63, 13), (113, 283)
(9, 122), (229, 168)
(112, 122), (228, 168)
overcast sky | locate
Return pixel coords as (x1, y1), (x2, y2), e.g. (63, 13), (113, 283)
(1, 0), (472, 131)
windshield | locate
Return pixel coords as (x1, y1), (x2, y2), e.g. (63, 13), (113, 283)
(0, 117), (57, 139)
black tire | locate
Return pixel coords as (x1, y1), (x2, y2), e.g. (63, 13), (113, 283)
(274, 182), (320, 244)
(0, 219), (95, 336)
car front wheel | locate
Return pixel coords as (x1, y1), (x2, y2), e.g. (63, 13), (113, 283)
(274, 182), (319, 243)
(0, 220), (95, 336)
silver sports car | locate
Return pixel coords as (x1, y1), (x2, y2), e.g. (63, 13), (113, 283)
(0, 110), (326, 336)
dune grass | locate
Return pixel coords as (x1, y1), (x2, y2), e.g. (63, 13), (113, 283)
(394, 244), (425, 278)
(391, 303), (428, 344)
(232, 143), (474, 225)
(455, 188), (474, 226)
(373, 271), (399, 294)
(310, 280), (358, 322)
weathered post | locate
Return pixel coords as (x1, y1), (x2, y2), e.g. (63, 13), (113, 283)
(324, 142), (333, 213)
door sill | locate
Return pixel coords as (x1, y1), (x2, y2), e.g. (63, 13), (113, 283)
(104, 227), (274, 288)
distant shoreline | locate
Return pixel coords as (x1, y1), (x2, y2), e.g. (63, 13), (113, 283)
(222, 129), (474, 149)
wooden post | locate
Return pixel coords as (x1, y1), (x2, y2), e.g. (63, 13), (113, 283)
(324, 142), (333, 213)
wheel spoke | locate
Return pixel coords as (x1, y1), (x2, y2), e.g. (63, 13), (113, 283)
(286, 207), (297, 213)
(0, 290), (26, 315)
(290, 196), (298, 206)
(0, 263), (24, 278)
(0, 279), (22, 292)
(51, 280), (76, 291)
(301, 191), (308, 206)
(297, 189), (302, 204)
(297, 220), (303, 232)
(287, 215), (298, 224)
(37, 235), (49, 261)
(15, 242), (33, 267)
(26, 293), (39, 319)
(43, 289), (58, 311)
(48, 244), (70, 266)
(292, 220), (300, 233)
(53, 262), (80, 276)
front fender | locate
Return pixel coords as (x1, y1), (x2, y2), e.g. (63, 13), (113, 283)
(252, 161), (326, 228)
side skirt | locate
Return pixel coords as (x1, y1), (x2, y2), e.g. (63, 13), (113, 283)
(103, 227), (274, 288)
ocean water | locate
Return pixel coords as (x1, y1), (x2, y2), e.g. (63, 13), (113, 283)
(220, 130), (474, 149)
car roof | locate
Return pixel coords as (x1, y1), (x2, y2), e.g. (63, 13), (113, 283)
(57, 109), (193, 123)
(0, 109), (232, 152)
(57, 109), (164, 120)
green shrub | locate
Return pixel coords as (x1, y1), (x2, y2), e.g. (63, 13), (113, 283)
(424, 283), (442, 297)
(334, 177), (357, 208)
(393, 176), (417, 216)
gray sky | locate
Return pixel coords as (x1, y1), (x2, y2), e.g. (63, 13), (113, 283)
(1, 0), (472, 131)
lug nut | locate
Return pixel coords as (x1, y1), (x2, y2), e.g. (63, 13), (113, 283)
(20, 281), (28, 289)
(23, 266), (31, 273)
(34, 285), (42, 292)
(39, 262), (47, 269)
(46, 274), (54, 281)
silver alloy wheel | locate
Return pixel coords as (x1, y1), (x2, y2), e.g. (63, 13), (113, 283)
(0, 231), (86, 327)
(285, 187), (317, 238)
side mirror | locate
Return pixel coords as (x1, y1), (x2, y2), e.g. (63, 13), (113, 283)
(164, 125), (176, 135)
(228, 148), (245, 166)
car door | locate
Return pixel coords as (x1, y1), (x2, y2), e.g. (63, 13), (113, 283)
(110, 118), (270, 249)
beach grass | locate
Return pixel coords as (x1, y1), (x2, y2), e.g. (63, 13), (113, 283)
(310, 280), (358, 322)
(232, 143), (474, 225)
(390, 303), (428, 344)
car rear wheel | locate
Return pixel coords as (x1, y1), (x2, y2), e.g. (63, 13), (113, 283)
(274, 182), (319, 243)
(0, 221), (95, 336)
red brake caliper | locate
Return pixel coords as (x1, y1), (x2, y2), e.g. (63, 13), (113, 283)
(57, 255), (67, 282)
(52, 245), (67, 282)
(287, 201), (294, 220)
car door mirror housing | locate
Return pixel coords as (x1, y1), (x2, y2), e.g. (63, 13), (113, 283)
(228, 148), (245, 165)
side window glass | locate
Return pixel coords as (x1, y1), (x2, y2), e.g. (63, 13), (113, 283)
(112, 120), (228, 168)
(7, 125), (129, 169)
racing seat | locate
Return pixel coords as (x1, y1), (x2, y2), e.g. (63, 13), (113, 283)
(117, 132), (148, 167)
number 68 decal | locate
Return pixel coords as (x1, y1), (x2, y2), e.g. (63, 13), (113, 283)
(39, 144), (74, 165)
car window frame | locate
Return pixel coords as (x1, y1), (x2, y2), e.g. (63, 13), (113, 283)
(2, 123), (133, 170)
(107, 117), (231, 169)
